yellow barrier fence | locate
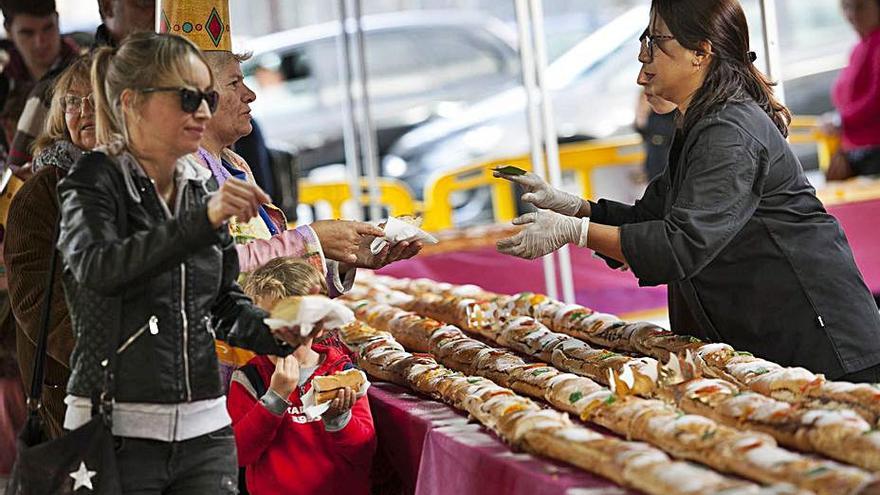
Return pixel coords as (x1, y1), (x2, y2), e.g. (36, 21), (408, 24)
(421, 116), (840, 231)
(422, 135), (645, 231)
(297, 117), (840, 231)
(298, 178), (419, 219)
(789, 115), (840, 169)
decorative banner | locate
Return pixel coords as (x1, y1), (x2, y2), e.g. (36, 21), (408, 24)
(157, 0), (231, 52)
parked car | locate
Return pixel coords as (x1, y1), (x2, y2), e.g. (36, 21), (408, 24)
(383, 0), (855, 225)
(241, 10), (522, 173)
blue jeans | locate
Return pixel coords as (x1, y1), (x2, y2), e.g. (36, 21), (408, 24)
(115, 426), (238, 495)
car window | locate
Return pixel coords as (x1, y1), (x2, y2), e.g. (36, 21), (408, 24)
(418, 28), (507, 82)
(303, 30), (430, 100)
(364, 30), (427, 81)
(741, 0), (854, 66)
(595, 39), (642, 92)
(571, 36), (641, 89)
(776, 0), (853, 53)
(246, 46), (321, 115)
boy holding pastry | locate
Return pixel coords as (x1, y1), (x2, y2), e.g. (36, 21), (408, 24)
(228, 257), (376, 495)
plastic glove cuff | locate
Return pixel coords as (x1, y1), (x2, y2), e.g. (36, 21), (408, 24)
(576, 217), (590, 248)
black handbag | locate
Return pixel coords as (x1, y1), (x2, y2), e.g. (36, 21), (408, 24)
(8, 221), (122, 494)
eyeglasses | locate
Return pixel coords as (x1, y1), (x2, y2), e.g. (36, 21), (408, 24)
(639, 29), (676, 63)
(140, 87), (219, 114)
(63, 94), (94, 115)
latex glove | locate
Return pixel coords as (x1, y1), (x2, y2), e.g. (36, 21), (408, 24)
(497, 210), (589, 260)
(493, 171), (585, 216)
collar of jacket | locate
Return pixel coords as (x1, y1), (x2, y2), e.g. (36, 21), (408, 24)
(32, 139), (82, 173)
(93, 146), (213, 204)
(93, 24), (116, 49)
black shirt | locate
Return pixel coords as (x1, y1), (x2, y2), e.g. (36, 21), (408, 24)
(591, 99), (880, 378)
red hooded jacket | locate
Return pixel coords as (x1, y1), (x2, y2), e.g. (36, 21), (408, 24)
(227, 345), (376, 495)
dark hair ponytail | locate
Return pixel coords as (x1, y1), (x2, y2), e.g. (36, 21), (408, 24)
(653, 0), (791, 137)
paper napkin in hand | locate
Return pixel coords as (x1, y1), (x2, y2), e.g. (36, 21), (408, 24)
(370, 216), (439, 255)
(264, 295), (355, 337)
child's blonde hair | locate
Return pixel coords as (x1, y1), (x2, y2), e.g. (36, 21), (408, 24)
(242, 257), (328, 302)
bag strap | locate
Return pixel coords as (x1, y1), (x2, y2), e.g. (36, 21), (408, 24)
(241, 364), (267, 399)
(93, 162), (132, 422)
(26, 218), (61, 410)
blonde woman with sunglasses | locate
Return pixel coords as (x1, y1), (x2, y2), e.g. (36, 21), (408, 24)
(55, 32), (310, 494)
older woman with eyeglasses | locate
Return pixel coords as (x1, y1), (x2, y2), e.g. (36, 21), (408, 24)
(5, 54), (95, 440)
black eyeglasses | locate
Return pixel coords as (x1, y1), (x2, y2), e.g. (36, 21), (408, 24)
(639, 28), (676, 63)
(140, 87), (219, 114)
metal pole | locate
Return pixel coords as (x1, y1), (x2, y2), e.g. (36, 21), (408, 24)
(267, 0), (282, 33)
(351, 0), (383, 222)
(529, 0), (576, 304)
(758, 0), (785, 103)
(335, 0), (363, 221)
(514, 0), (558, 300)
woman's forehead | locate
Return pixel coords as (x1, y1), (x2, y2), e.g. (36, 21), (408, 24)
(68, 80), (91, 95)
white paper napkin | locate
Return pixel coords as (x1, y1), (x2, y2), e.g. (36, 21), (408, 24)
(300, 369), (371, 420)
(370, 217), (439, 255)
(264, 295), (355, 337)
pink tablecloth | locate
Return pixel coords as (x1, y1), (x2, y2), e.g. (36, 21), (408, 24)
(828, 199), (880, 293)
(368, 382), (633, 495)
(379, 199), (880, 314)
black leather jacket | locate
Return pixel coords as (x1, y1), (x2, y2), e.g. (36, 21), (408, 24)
(58, 150), (291, 403)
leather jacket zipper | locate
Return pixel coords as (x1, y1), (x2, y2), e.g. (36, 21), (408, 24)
(204, 316), (216, 339)
(148, 176), (194, 401)
(181, 262), (192, 401)
(117, 315), (159, 354)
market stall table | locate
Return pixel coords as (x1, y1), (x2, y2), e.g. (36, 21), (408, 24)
(377, 242), (667, 316)
(368, 382), (635, 495)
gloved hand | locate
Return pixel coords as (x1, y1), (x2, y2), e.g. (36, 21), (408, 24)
(493, 171), (586, 216)
(496, 210), (590, 260)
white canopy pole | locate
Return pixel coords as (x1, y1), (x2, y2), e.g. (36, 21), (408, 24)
(529, 0), (576, 304)
(759, 0), (786, 104)
(350, 0), (382, 221)
(514, 0), (558, 300)
(335, 0), (363, 221)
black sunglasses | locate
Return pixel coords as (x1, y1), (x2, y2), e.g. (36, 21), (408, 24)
(140, 87), (219, 114)
(639, 28), (676, 63)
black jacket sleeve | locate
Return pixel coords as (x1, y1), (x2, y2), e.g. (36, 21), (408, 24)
(210, 235), (293, 356)
(620, 121), (766, 286)
(57, 153), (223, 295)
(588, 166), (670, 268)
(590, 171), (669, 227)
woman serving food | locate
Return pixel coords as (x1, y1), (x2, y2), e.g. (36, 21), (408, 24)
(495, 0), (880, 381)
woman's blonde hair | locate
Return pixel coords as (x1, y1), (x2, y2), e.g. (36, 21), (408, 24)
(91, 32), (214, 153)
(242, 257), (329, 302)
(32, 54), (93, 157)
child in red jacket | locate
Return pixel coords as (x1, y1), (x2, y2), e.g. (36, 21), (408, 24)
(229, 258), (376, 495)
